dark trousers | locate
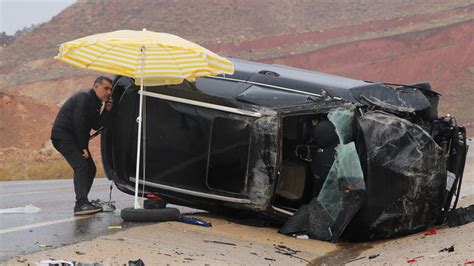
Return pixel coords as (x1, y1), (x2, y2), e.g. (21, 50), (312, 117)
(52, 139), (96, 205)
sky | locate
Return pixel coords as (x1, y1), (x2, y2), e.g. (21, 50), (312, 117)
(0, 0), (75, 35)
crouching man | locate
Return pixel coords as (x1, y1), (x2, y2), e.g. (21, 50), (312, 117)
(51, 76), (113, 215)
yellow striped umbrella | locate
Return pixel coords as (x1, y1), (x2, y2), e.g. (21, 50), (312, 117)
(55, 29), (234, 209)
(55, 29), (234, 86)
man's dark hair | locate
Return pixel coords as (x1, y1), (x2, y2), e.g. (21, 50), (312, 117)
(93, 76), (113, 86)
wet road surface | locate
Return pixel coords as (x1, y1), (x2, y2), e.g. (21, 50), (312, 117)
(0, 178), (195, 261)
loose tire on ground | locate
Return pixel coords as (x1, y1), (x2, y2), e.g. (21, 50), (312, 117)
(121, 207), (180, 222)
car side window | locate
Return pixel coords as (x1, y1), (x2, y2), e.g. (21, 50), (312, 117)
(207, 117), (251, 193)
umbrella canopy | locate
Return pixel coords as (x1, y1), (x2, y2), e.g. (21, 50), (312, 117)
(55, 29), (234, 209)
(55, 29), (234, 85)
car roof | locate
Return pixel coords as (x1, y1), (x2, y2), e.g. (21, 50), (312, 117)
(228, 58), (368, 92)
(191, 58), (370, 105)
(117, 58), (433, 110)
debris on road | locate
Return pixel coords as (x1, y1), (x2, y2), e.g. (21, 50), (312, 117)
(36, 244), (52, 248)
(90, 199), (116, 212)
(424, 228), (438, 235)
(274, 244), (301, 256)
(439, 245), (455, 253)
(407, 255), (424, 263)
(108, 225), (122, 230)
(295, 234), (309, 239)
(274, 244), (308, 262)
(203, 240), (236, 246)
(178, 216), (212, 227)
(368, 254), (380, 259)
(128, 259), (145, 266)
(37, 259), (74, 266)
(447, 204), (474, 227)
(0, 204), (41, 214)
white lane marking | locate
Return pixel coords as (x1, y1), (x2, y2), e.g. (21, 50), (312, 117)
(0, 185), (110, 197)
(0, 216), (91, 235)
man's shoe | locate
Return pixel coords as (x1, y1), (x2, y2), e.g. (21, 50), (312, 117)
(74, 202), (102, 216)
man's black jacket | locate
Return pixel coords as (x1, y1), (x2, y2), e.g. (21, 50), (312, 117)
(51, 88), (109, 150)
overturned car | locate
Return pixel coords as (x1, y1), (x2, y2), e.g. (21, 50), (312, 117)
(102, 58), (468, 242)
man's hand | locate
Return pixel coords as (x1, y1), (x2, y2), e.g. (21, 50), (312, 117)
(105, 99), (113, 111)
(82, 149), (90, 159)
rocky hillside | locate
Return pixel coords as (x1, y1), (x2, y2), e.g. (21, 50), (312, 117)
(0, 0), (472, 180)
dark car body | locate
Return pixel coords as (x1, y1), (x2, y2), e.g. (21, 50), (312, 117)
(102, 58), (468, 242)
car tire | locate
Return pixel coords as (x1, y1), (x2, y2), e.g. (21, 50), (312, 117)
(120, 207), (180, 222)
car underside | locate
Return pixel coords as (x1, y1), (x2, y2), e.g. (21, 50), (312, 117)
(101, 58), (468, 242)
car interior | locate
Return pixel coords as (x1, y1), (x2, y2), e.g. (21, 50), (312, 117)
(274, 113), (339, 211)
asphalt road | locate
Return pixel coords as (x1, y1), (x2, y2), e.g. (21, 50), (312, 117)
(0, 178), (196, 261)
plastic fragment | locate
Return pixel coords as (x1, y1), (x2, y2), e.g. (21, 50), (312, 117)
(464, 260), (474, 265)
(178, 216), (212, 227)
(0, 204), (41, 214)
(37, 244), (52, 248)
(407, 256), (424, 263)
(424, 228), (437, 235)
(296, 235), (309, 239)
(108, 225), (122, 229)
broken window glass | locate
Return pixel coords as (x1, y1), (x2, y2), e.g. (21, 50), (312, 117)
(279, 107), (366, 242)
(327, 106), (355, 144)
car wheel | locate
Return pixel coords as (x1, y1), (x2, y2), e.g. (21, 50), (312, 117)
(121, 207), (180, 222)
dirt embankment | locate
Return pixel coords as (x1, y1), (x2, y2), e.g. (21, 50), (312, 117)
(0, 91), (104, 180)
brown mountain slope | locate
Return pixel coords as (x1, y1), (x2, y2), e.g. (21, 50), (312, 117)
(0, 0), (471, 66)
(262, 19), (474, 124)
(0, 0), (472, 179)
(0, 92), (56, 150)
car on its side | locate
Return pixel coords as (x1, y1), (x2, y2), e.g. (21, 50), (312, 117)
(101, 58), (468, 242)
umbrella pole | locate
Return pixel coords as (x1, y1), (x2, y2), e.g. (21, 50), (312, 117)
(134, 46), (145, 209)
